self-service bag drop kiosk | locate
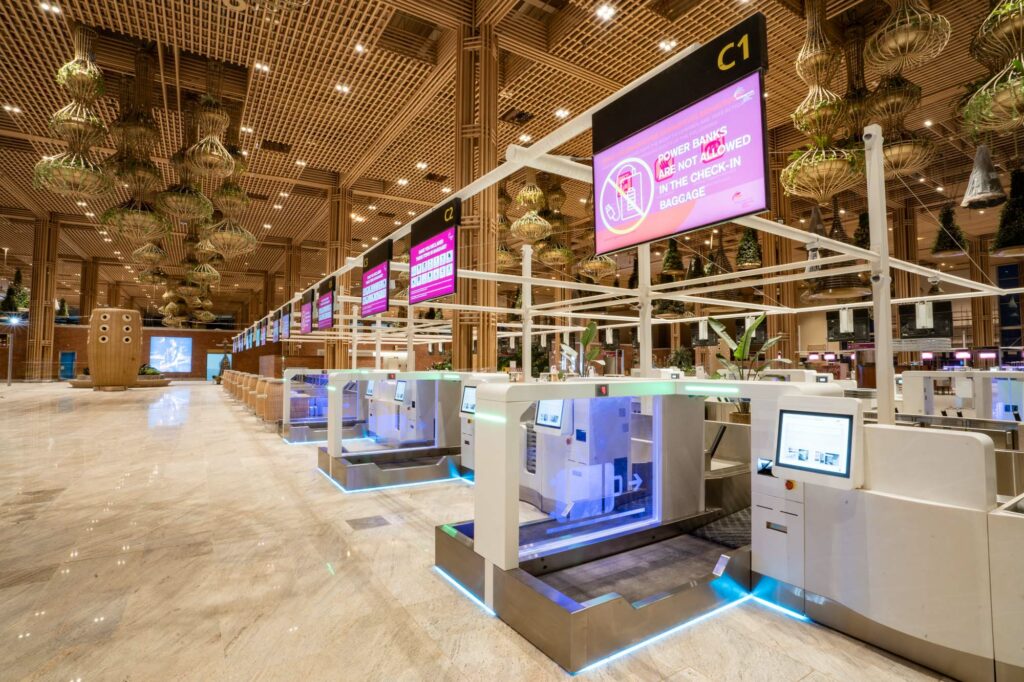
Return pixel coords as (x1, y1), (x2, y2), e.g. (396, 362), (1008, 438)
(434, 378), (841, 673)
(318, 371), (507, 491)
(280, 368), (336, 443)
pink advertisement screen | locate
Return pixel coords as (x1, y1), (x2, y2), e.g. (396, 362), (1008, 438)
(593, 71), (767, 255)
(361, 262), (389, 316)
(300, 302), (313, 334)
(317, 291), (334, 330)
(409, 225), (456, 304)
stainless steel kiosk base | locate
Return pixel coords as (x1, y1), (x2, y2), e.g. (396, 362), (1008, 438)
(435, 511), (751, 674)
(318, 445), (463, 491)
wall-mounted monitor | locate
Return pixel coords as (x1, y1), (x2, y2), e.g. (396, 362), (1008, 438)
(775, 409), (853, 479)
(460, 385), (477, 414)
(409, 199), (460, 304)
(300, 290), (315, 334)
(365, 381), (374, 397)
(281, 310), (291, 340)
(535, 399), (564, 429)
(826, 309), (873, 342)
(317, 278), (335, 330)
(149, 336), (193, 373)
(898, 301), (953, 339)
(394, 380), (407, 403)
(271, 316), (280, 343)
(592, 70), (769, 255)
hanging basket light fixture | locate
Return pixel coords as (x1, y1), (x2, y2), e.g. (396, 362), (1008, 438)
(865, 0), (951, 75)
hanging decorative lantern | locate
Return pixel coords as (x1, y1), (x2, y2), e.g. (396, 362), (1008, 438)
(781, 147), (863, 204)
(971, 1), (1024, 73)
(661, 239), (686, 276)
(137, 267), (168, 285)
(212, 180), (250, 218)
(55, 24), (105, 105)
(843, 27), (872, 139)
(736, 226), (763, 270)
(185, 62), (235, 180)
(962, 145), (1007, 209)
(132, 242), (166, 266)
(510, 210), (552, 243)
(993, 169), (1024, 257)
(867, 74), (922, 132)
(547, 179), (566, 213)
(161, 315), (188, 328)
(865, 0), (951, 75)
(812, 199), (872, 300)
(931, 204), (967, 258)
(792, 85), (847, 146)
(162, 289), (184, 304)
(192, 309), (217, 324)
(963, 60), (1024, 134)
(578, 253), (617, 282)
(207, 218), (258, 259)
(155, 108), (215, 221)
(110, 48), (160, 157)
(539, 241), (573, 267)
(515, 170), (545, 210)
(34, 153), (112, 198)
(497, 182), (512, 214)
(174, 280), (202, 299)
(883, 133), (935, 180)
(101, 198), (170, 243)
(188, 262), (221, 286)
(653, 273), (686, 320)
(496, 241), (520, 270)
(795, 0), (843, 87)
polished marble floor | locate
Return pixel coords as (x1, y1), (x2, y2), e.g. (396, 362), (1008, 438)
(0, 382), (948, 681)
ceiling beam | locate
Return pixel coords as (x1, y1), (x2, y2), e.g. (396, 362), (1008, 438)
(497, 34), (623, 93)
(378, 0), (472, 29)
(350, 189), (437, 208)
(475, 0), (519, 27)
(773, 0), (804, 19)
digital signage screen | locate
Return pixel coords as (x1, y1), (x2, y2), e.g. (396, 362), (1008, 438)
(272, 315), (280, 343)
(592, 70), (768, 255)
(536, 399), (564, 429)
(317, 278), (336, 331)
(775, 410), (853, 479)
(150, 336), (193, 373)
(460, 386), (477, 414)
(361, 240), (392, 317)
(281, 309), (291, 340)
(409, 199), (460, 305)
(300, 290), (314, 334)
(260, 321), (267, 346)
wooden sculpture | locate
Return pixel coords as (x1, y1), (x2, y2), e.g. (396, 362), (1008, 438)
(87, 307), (142, 390)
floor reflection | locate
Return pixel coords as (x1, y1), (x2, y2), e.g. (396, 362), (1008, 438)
(147, 389), (191, 428)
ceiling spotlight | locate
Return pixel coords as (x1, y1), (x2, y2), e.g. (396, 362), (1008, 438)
(75, 200), (87, 207)
(279, 191), (289, 198)
(361, 242), (369, 248)
(39, 2), (60, 13)
(113, 251), (121, 255)
(240, 126), (254, 134)
(103, 238), (112, 243)
(554, 108), (570, 119)
(980, 210), (986, 214)
(799, 218), (806, 223)
(924, 119), (933, 127)
(658, 39), (677, 52)
(415, 161), (428, 170)
(335, 83), (350, 94)
(295, 159), (306, 167)
(2, 104), (22, 114)
(595, 4), (615, 20)
(407, 210), (416, 216)
(273, 204), (283, 209)
(367, 204), (377, 210)
(372, 236), (379, 241)
(394, 220), (401, 225)
(240, 149), (249, 157)
(263, 223), (272, 229)
(254, 62), (270, 73)
(579, 197), (587, 203)
(519, 133), (532, 143)
(936, 186), (944, 192)
(355, 43), (365, 54)
(84, 212), (94, 217)
(919, 177), (926, 183)
(441, 186), (451, 194)
(396, 178), (409, 186)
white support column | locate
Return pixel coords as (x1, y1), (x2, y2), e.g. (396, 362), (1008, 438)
(637, 243), (653, 374)
(865, 124), (895, 425)
(374, 318), (383, 369)
(521, 244), (533, 383)
(406, 304), (415, 371)
(350, 317), (358, 368)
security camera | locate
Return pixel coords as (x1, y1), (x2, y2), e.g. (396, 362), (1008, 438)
(870, 273), (882, 284)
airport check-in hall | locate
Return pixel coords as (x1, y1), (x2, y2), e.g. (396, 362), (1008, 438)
(2, 1), (1024, 681)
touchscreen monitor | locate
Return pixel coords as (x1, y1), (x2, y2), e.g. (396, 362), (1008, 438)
(365, 381), (374, 397)
(775, 409), (853, 478)
(394, 380), (406, 403)
(536, 399), (564, 429)
(460, 386), (477, 414)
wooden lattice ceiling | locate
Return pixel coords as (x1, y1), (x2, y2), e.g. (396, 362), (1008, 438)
(0, 0), (1015, 318)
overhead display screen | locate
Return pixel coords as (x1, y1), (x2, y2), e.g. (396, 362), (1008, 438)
(260, 320), (267, 346)
(300, 290), (314, 334)
(272, 315), (280, 343)
(775, 410), (853, 478)
(409, 199), (461, 305)
(281, 308), (291, 340)
(536, 399), (564, 429)
(317, 278), (336, 330)
(460, 386), (477, 414)
(592, 70), (768, 255)
(361, 239), (392, 317)
(150, 336), (192, 373)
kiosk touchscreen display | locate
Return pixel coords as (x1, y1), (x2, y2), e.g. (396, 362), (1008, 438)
(536, 399), (564, 429)
(394, 380), (406, 403)
(775, 410), (853, 478)
(365, 381), (374, 397)
(460, 386), (477, 414)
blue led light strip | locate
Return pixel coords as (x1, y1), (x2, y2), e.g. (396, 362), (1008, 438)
(432, 566), (495, 616)
(316, 469), (473, 494)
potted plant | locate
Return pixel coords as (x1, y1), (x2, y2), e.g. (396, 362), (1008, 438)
(853, 212), (871, 249)
(708, 312), (789, 423)
(560, 321), (604, 375)
(665, 346), (694, 373)
(993, 168), (1024, 257)
(931, 204), (968, 257)
(661, 239), (686, 276)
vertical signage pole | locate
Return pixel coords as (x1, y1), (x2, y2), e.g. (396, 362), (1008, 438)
(521, 244), (533, 383)
(865, 124), (894, 425)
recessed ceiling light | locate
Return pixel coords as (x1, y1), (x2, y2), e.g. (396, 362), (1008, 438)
(279, 191), (289, 198)
(396, 178), (409, 186)
(919, 177), (926, 183)
(39, 2), (60, 13)
(937, 186), (944, 192)
(394, 220), (401, 225)
(704, 240), (711, 245)
(554, 108), (570, 119)
(415, 161), (428, 171)
(367, 204), (377, 211)
(579, 197), (587, 203)
(295, 160), (306, 167)
(113, 251), (120, 255)
(84, 212), (94, 217)
(980, 210), (986, 214)
(75, 200), (87, 207)
(924, 119), (933, 127)
(335, 83), (350, 94)
(2, 104), (22, 114)
(98, 230), (107, 235)
(254, 62), (270, 73)
(273, 204), (283, 209)
(407, 210), (416, 216)
(799, 218), (806, 224)
(361, 242), (369, 248)
(355, 43), (365, 54)
(658, 39), (677, 52)
(839, 208), (846, 214)
(519, 134), (532, 143)
(712, 228), (719, 234)
(372, 236), (379, 241)
(103, 238), (112, 243)
(240, 149), (248, 157)
(240, 126), (254, 134)
(595, 4), (615, 20)
(263, 223), (272, 229)
(441, 186), (451, 194)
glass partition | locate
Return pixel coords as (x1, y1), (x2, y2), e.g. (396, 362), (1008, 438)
(282, 371), (330, 443)
(337, 378), (460, 455)
(518, 395), (658, 559)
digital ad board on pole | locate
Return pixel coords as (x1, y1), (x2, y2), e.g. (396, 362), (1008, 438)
(317, 277), (336, 330)
(300, 289), (315, 334)
(281, 303), (291, 340)
(409, 198), (461, 305)
(591, 13), (769, 255)
(360, 239), (393, 317)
